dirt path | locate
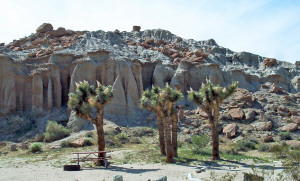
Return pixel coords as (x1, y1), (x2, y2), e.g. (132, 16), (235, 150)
(0, 155), (284, 181)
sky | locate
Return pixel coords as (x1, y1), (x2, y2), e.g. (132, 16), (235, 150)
(0, 0), (299, 63)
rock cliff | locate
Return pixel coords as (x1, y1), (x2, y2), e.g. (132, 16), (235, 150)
(0, 24), (299, 121)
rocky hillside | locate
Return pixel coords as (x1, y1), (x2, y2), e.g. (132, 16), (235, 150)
(0, 23), (299, 130)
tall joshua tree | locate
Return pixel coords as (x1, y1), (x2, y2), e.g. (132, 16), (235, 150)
(68, 80), (113, 164)
(188, 80), (238, 160)
(140, 84), (182, 163)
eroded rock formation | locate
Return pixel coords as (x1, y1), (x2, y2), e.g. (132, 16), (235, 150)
(0, 24), (299, 121)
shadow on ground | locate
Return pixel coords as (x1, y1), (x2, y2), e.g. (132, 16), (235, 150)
(81, 165), (160, 174)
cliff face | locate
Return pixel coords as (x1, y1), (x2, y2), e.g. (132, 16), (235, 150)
(0, 24), (299, 119)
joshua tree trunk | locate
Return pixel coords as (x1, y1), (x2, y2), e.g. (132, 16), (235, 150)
(211, 106), (220, 160)
(157, 115), (166, 155)
(164, 115), (173, 163)
(96, 109), (105, 165)
(171, 110), (178, 157)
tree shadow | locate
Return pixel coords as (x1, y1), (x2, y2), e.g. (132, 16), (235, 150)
(81, 165), (161, 174)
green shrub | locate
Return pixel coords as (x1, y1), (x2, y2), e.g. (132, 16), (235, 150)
(29, 142), (43, 153)
(115, 133), (129, 144)
(5, 115), (33, 134)
(131, 127), (154, 137)
(191, 133), (210, 154)
(84, 137), (94, 146)
(258, 143), (270, 152)
(236, 140), (256, 151)
(279, 132), (292, 140)
(44, 121), (71, 142)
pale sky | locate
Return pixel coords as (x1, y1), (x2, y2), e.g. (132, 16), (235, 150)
(0, 0), (299, 63)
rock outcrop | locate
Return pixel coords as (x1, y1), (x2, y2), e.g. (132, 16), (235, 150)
(0, 23), (299, 124)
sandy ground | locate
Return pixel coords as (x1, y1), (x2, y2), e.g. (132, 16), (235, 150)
(0, 155), (284, 181)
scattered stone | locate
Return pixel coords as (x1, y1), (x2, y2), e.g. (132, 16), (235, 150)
(70, 138), (85, 147)
(270, 83), (287, 94)
(156, 176), (167, 181)
(48, 27), (67, 37)
(229, 108), (245, 120)
(223, 123), (238, 138)
(176, 37), (182, 43)
(114, 29), (120, 34)
(195, 168), (206, 173)
(132, 26), (141, 32)
(196, 108), (208, 118)
(253, 121), (272, 131)
(10, 144), (17, 151)
(113, 175), (123, 181)
(36, 23), (53, 33)
(50, 145), (61, 149)
(245, 110), (256, 121)
(261, 136), (273, 142)
(234, 88), (253, 103)
(264, 58), (276, 67)
(282, 123), (298, 132)
(18, 141), (30, 149)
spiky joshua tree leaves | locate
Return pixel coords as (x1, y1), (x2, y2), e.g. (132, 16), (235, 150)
(140, 84), (183, 163)
(188, 80), (238, 160)
(68, 80), (113, 165)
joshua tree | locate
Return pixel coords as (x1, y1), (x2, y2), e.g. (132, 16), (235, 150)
(188, 80), (238, 160)
(68, 80), (113, 164)
(140, 84), (182, 163)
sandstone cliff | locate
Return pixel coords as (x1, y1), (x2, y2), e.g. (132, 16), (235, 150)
(0, 24), (299, 120)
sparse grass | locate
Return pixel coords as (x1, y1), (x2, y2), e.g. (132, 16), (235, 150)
(258, 143), (270, 152)
(278, 132), (292, 140)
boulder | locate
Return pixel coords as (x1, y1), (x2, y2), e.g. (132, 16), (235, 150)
(286, 140), (300, 147)
(270, 83), (286, 94)
(36, 23), (53, 33)
(282, 123), (298, 132)
(223, 123), (238, 138)
(229, 108), (245, 120)
(234, 88), (253, 103)
(261, 136), (273, 142)
(132, 26), (141, 32)
(290, 115), (300, 125)
(10, 144), (17, 151)
(245, 110), (256, 121)
(67, 111), (94, 132)
(48, 27), (68, 37)
(196, 108), (208, 118)
(113, 175), (123, 181)
(70, 138), (85, 147)
(114, 29), (120, 34)
(18, 141), (30, 149)
(252, 121), (272, 131)
(264, 58), (276, 67)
